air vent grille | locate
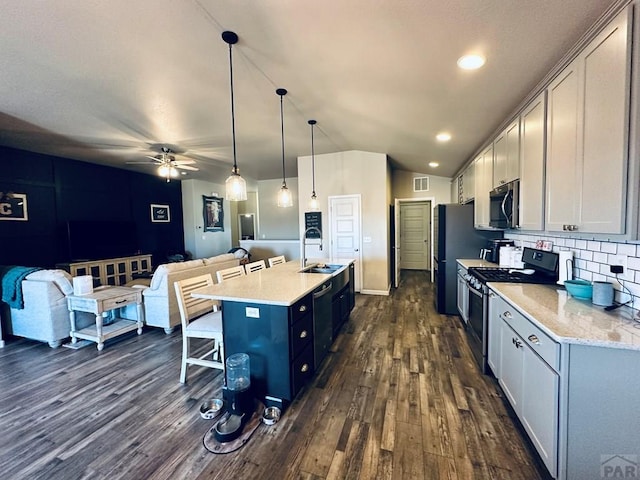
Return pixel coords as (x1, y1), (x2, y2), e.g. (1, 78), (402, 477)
(413, 176), (429, 192)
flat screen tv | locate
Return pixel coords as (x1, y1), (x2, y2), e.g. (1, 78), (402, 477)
(66, 220), (139, 261)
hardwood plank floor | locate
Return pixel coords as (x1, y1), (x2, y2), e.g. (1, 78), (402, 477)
(0, 271), (550, 479)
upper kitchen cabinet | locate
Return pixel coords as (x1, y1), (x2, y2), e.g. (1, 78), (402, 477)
(546, 7), (630, 234)
(493, 119), (520, 188)
(474, 145), (493, 229)
(519, 92), (546, 231)
(460, 161), (475, 204)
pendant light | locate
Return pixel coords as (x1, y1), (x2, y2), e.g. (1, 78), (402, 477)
(308, 119), (319, 210)
(223, 31), (247, 201)
(276, 88), (293, 208)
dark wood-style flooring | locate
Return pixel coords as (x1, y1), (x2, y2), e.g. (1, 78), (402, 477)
(0, 271), (548, 479)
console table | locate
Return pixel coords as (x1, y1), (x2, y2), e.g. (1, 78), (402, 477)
(57, 254), (152, 287)
(67, 286), (144, 351)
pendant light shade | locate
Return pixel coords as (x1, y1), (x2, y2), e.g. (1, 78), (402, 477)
(276, 88), (293, 208)
(223, 31), (247, 201)
(308, 119), (319, 210)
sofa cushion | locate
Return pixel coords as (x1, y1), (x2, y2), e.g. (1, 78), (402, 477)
(149, 259), (205, 290)
(26, 269), (74, 296)
(203, 253), (236, 265)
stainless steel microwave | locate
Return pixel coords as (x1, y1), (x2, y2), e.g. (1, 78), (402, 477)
(489, 180), (519, 229)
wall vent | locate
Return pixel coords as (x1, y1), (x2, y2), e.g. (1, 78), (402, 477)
(413, 176), (429, 192)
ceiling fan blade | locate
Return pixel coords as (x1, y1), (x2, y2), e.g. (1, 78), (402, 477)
(176, 164), (199, 171)
(126, 160), (158, 165)
(173, 159), (196, 165)
(145, 155), (162, 162)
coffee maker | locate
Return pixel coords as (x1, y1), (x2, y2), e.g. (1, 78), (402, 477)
(214, 353), (254, 442)
(487, 239), (515, 264)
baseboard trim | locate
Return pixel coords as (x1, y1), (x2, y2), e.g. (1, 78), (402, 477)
(360, 288), (390, 296)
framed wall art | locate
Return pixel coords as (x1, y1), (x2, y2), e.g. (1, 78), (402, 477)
(203, 195), (224, 232)
(0, 192), (28, 221)
(150, 204), (171, 223)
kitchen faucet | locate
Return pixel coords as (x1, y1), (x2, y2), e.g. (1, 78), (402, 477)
(301, 227), (323, 269)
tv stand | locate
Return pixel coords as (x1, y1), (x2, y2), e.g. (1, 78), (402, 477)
(57, 254), (152, 287)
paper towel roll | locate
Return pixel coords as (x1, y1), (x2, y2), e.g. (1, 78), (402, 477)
(557, 250), (574, 285)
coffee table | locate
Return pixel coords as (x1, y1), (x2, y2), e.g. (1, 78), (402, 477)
(67, 286), (145, 351)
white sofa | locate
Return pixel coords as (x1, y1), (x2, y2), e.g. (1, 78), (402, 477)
(7, 269), (93, 348)
(139, 254), (240, 334)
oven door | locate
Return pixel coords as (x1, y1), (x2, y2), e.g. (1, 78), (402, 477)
(467, 284), (487, 373)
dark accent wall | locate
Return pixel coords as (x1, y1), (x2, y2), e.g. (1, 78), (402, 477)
(0, 146), (184, 268)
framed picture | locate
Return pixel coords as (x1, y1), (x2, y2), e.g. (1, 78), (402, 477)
(203, 195), (224, 232)
(150, 204), (171, 223)
(0, 193), (28, 221)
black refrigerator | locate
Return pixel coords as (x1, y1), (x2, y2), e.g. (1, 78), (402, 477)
(433, 203), (502, 315)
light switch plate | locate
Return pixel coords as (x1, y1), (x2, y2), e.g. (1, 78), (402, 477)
(245, 307), (260, 318)
(363, 236), (372, 243)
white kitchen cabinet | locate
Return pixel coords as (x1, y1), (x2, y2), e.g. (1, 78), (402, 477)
(474, 146), (493, 228)
(521, 343), (559, 476)
(494, 294), (559, 477)
(460, 162), (475, 203)
(546, 8), (630, 234)
(493, 119), (520, 188)
(519, 92), (546, 231)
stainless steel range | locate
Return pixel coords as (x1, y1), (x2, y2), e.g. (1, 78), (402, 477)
(464, 247), (559, 374)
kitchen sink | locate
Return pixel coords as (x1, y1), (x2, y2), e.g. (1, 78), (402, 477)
(300, 264), (343, 274)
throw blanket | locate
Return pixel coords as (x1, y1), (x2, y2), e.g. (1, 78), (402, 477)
(1, 265), (43, 309)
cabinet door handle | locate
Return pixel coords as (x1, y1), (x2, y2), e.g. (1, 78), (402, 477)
(299, 330), (308, 339)
(115, 299), (127, 304)
(300, 364), (309, 373)
(503, 311), (512, 319)
(528, 334), (540, 345)
(299, 305), (307, 313)
(489, 292), (496, 298)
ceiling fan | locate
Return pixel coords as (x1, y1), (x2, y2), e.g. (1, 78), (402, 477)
(127, 146), (199, 181)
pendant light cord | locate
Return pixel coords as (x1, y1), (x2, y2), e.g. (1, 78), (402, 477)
(279, 92), (287, 186)
(228, 42), (238, 174)
(310, 121), (316, 196)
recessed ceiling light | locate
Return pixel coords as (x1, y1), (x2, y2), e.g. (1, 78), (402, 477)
(429, 162), (439, 168)
(457, 54), (486, 70)
(436, 132), (451, 142)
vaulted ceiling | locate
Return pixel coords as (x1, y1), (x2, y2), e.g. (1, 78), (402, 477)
(0, 0), (619, 183)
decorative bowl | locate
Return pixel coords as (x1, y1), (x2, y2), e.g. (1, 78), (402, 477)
(200, 398), (224, 420)
(564, 279), (593, 300)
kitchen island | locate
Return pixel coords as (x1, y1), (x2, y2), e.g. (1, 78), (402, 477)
(488, 282), (640, 480)
(192, 260), (355, 410)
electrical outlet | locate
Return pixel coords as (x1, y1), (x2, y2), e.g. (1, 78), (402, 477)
(610, 264), (624, 274)
(610, 254), (627, 272)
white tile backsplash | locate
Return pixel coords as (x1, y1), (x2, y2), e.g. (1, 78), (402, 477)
(506, 232), (640, 311)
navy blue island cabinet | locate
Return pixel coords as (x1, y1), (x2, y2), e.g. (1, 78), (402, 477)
(221, 293), (314, 410)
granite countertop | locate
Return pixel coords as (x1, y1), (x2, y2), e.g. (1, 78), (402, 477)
(457, 258), (498, 269)
(489, 283), (640, 351)
(191, 260), (352, 306)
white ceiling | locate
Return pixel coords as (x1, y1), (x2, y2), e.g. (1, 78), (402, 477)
(0, 0), (619, 183)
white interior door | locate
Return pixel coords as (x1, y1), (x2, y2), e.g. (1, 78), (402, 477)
(400, 201), (431, 270)
(329, 195), (362, 292)
(394, 199), (401, 288)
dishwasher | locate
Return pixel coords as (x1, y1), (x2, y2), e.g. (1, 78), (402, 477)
(312, 280), (333, 369)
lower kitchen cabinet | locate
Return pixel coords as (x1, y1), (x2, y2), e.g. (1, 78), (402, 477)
(488, 286), (640, 479)
(331, 265), (352, 337)
(499, 316), (558, 476)
(221, 293), (314, 407)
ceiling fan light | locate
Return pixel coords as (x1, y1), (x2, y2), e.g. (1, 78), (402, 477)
(158, 165), (170, 177)
(226, 171), (247, 202)
(277, 183), (293, 208)
(170, 166), (179, 178)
